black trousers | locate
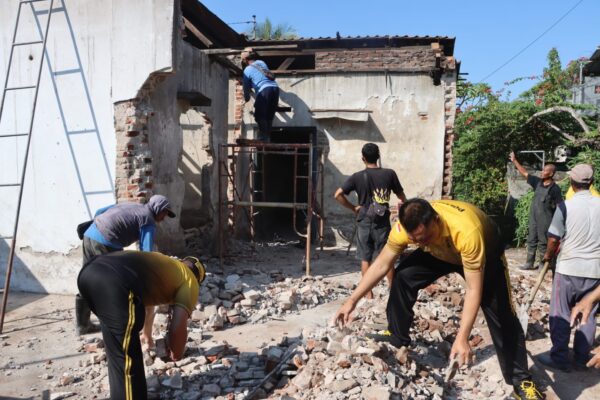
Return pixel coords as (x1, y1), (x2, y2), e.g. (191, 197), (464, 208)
(78, 258), (147, 400)
(386, 249), (530, 386)
(526, 210), (553, 265)
(254, 86), (279, 140)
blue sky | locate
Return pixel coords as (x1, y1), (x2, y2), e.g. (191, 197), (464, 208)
(202, 0), (599, 98)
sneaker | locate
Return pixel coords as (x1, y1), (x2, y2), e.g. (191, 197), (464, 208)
(366, 329), (393, 342)
(365, 330), (407, 347)
(512, 380), (545, 399)
(536, 352), (571, 372)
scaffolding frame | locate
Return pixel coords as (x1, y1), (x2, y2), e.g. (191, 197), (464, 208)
(218, 142), (325, 275)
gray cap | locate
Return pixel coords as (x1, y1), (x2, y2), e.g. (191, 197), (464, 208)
(568, 163), (594, 184)
(147, 195), (176, 218)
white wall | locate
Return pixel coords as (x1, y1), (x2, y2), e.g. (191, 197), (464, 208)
(257, 73), (446, 240)
(0, 0), (176, 292)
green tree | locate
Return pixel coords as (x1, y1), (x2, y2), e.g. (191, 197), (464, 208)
(247, 18), (298, 40)
(453, 48), (598, 229)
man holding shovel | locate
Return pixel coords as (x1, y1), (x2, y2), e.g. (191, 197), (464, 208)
(536, 164), (600, 372)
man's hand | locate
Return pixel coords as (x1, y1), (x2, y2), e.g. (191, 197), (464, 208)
(587, 347), (600, 368)
(450, 337), (472, 367)
(353, 205), (361, 215)
(333, 298), (357, 329)
(570, 297), (595, 327)
(141, 333), (155, 351)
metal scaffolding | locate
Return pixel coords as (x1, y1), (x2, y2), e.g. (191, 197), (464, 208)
(218, 142), (324, 275)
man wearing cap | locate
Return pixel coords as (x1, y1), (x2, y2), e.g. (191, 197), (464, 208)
(510, 151), (563, 270)
(78, 251), (205, 399)
(538, 164), (600, 372)
(75, 194), (176, 335)
(241, 48), (279, 142)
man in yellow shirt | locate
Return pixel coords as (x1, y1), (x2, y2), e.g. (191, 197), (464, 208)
(334, 198), (544, 400)
(78, 251), (205, 400)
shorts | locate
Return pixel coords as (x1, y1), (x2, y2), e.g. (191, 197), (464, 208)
(356, 217), (391, 262)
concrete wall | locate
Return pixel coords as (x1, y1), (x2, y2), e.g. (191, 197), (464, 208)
(572, 76), (600, 116)
(0, 0), (230, 293)
(237, 72), (447, 243)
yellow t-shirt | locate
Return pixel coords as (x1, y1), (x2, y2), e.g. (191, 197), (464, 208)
(103, 251), (199, 315)
(386, 200), (501, 271)
(565, 186), (600, 200)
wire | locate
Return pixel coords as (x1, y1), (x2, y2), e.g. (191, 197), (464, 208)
(477, 0), (585, 83)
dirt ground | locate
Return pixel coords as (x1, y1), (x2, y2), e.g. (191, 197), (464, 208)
(0, 245), (598, 399)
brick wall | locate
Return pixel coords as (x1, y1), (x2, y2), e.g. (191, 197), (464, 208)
(114, 99), (154, 203)
(441, 68), (457, 199)
(233, 79), (244, 139)
(315, 47), (436, 70)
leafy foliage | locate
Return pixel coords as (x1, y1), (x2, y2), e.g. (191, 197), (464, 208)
(453, 48), (600, 245)
(247, 18), (298, 40)
(513, 191), (533, 247)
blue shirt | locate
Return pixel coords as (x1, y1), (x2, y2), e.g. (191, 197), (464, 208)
(243, 60), (278, 102)
(84, 204), (156, 251)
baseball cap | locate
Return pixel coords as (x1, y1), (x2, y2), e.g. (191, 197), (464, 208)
(147, 194), (176, 218)
(568, 163), (594, 184)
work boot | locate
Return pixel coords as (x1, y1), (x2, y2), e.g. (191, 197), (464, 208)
(75, 294), (100, 335)
(512, 380), (545, 399)
(519, 249), (537, 270)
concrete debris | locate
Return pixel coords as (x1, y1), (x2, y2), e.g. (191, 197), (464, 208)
(41, 254), (553, 400)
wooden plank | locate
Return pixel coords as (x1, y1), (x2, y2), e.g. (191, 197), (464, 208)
(201, 44), (299, 56)
(277, 57), (296, 71)
(183, 17), (213, 48)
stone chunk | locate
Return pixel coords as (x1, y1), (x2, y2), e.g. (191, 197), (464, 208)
(328, 379), (358, 392)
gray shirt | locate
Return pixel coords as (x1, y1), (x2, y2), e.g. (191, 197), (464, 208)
(548, 191), (600, 278)
(94, 203), (156, 248)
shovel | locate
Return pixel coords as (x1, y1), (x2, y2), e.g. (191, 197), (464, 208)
(517, 261), (550, 335)
(444, 354), (460, 382)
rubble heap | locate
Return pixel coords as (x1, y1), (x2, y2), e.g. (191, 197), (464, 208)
(14, 258), (555, 399)
(191, 271), (353, 331)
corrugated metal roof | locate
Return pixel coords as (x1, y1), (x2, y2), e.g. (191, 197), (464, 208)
(244, 35), (456, 56)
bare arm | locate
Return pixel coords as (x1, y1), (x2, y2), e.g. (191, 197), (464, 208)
(510, 151), (528, 178)
(334, 188), (360, 214)
(141, 306), (156, 349)
(166, 306), (189, 361)
(450, 269), (483, 366)
(570, 285), (600, 368)
(334, 246), (399, 326)
(543, 236), (560, 262)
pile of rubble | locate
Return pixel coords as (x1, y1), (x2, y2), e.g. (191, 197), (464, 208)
(191, 271), (353, 330)
(24, 259), (555, 399)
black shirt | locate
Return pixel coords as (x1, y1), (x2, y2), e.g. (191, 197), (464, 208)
(527, 175), (563, 218)
(341, 167), (404, 207)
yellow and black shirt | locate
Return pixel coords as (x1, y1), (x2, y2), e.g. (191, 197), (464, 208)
(386, 200), (501, 271)
(100, 251), (199, 315)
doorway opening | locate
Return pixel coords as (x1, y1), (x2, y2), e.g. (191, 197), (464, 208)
(254, 127), (316, 241)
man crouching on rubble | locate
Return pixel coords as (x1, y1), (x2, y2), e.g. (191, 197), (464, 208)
(78, 251), (205, 400)
(334, 198), (545, 400)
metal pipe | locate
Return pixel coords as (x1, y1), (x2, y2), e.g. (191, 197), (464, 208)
(319, 154), (325, 251)
(233, 201), (308, 209)
(305, 145), (314, 276)
(1, 0), (56, 334)
(218, 145), (223, 269)
(292, 148), (299, 237)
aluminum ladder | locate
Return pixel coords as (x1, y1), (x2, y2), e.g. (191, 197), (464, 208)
(0, 0), (56, 333)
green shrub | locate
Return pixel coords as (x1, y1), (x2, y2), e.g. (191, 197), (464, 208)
(514, 191), (533, 247)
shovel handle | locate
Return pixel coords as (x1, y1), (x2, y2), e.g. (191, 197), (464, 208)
(524, 261), (550, 310)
